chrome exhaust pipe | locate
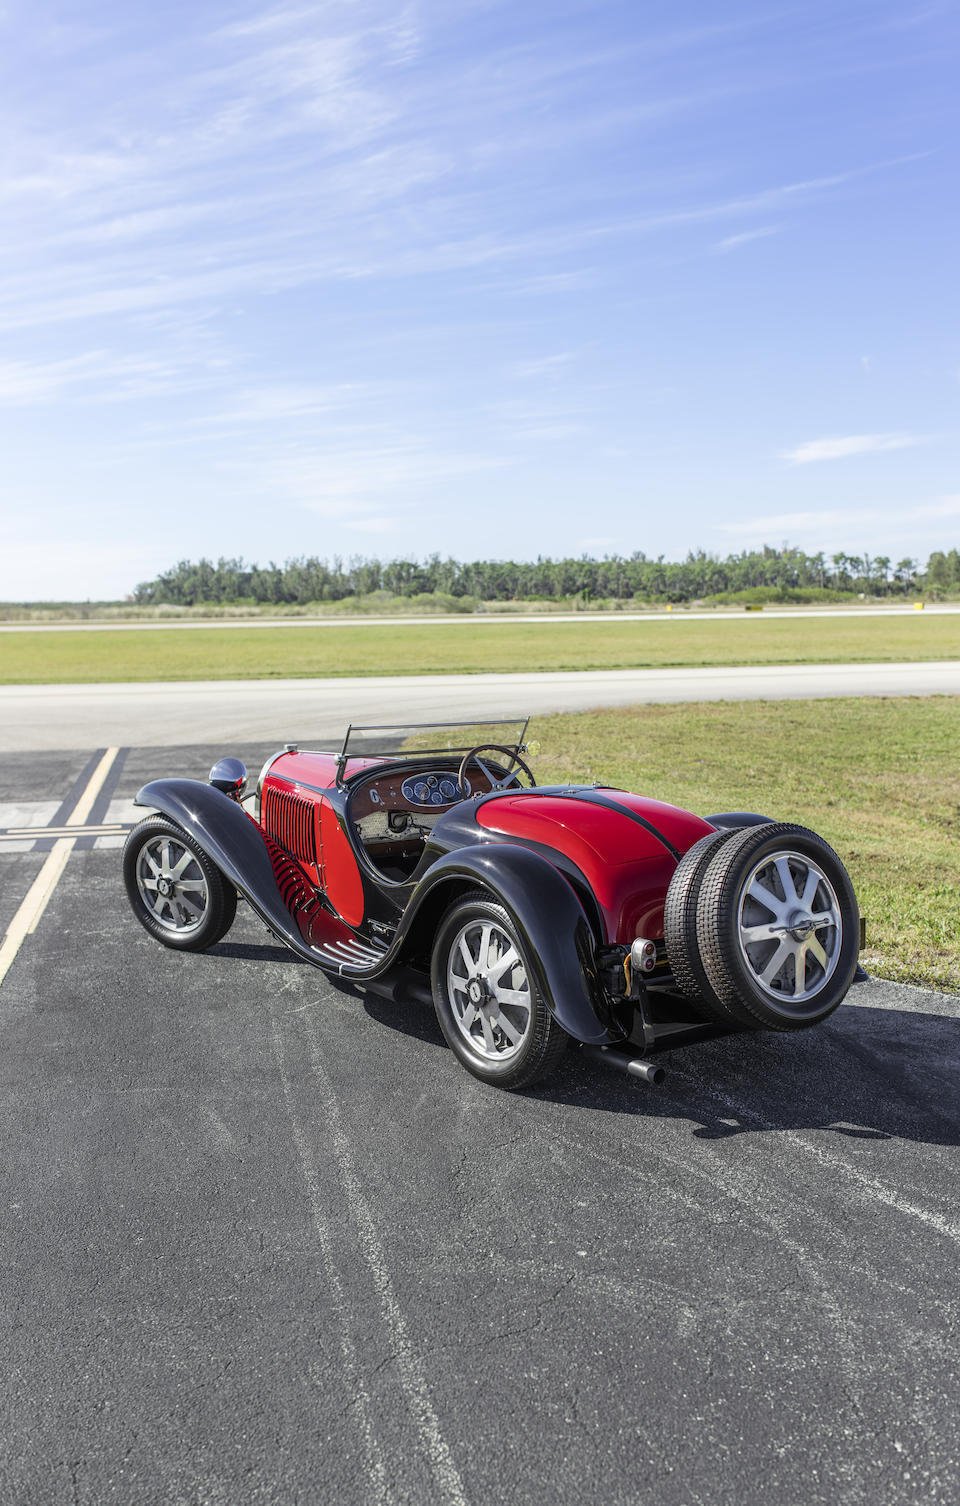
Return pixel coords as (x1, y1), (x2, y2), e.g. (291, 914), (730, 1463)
(580, 1044), (665, 1086)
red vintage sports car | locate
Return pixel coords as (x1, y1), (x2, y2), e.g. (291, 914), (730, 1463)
(123, 718), (865, 1090)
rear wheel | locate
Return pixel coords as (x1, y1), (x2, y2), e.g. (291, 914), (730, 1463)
(123, 816), (237, 952)
(430, 891), (567, 1089)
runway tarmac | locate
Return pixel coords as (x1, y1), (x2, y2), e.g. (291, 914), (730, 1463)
(2, 659), (958, 751)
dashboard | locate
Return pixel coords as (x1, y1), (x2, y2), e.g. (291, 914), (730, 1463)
(349, 761), (516, 874)
(400, 771), (465, 807)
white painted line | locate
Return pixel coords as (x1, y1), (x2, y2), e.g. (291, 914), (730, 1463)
(0, 748), (120, 989)
(2, 824), (125, 838)
(0, 800), (61, 829)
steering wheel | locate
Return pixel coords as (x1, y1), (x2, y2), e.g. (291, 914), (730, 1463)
(457, 744), (537, 798)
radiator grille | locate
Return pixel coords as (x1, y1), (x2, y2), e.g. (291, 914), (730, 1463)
(262, 787), (318, 865)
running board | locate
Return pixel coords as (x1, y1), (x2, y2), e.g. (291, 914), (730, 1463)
(309, 936), (389, 975)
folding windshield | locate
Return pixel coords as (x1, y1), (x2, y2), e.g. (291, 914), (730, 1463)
(338, 718), (530, 777)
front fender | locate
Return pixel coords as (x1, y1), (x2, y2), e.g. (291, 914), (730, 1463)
(134, 778), (321, 963)
(396, 844), (626, 1046)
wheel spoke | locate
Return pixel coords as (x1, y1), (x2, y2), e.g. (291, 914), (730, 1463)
(486, 945), (519, 982)
(457, 935), (474, 973)
(458, 1002), (477, 1030)
(142, 849), (161, 877)
(748, 879), (784, 917)
(807, 935), (828, 968)
(800, 866), (821, 909)
(793, 946), (806, 994)
(759, 939), (792, 985)
(177, 893), (204, 918)
(740, 922), (780, 945)
(494, 1011), (523, 1045)
(810, 909), (838, 930)
(170, 848), (195, 880)
(775, 856), (798, 904)
(479, 1011), (497, 1053)
(479, 924), (493, 970)
(495, 987), (530, 1009)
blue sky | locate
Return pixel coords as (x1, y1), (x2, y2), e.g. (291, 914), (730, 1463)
(0, 0), (957, 598)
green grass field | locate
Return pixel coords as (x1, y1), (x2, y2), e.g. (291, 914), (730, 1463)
(531, 696), (960, 994)
(1, 612), (958, 683)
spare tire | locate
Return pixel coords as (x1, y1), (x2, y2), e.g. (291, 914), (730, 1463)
(695, 822), (860, 1030)
(663, 828), (754, 1026)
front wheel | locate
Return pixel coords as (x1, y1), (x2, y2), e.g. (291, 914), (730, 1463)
(430, 892), (568, 1089)
(123, 816), (237, 952)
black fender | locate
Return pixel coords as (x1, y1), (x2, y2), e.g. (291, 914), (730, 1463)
(705, 811), (774, 830)
(134, 780), (625, 1047)
(134, 779), (328, 965)
(393, 844), (626, 1046)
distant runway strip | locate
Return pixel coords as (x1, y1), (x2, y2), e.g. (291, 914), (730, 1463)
(2, 603), (958, 632)
(2, 659), (958, 752)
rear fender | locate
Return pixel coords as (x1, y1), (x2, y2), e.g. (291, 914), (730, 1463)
(396, 844), (627, 1046)
(706, 811), (774, 830)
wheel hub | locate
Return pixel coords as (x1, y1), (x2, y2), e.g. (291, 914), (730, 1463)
(157, 875), (173, 897)
(467, 976), (487, 1006)
(786, 909), (816, 941)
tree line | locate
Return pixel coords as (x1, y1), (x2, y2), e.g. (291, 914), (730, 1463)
(132, 546), (960, 606)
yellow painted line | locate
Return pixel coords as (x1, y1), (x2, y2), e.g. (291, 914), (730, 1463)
(0, 748), (120, 988)
(67, 747), (118, 825)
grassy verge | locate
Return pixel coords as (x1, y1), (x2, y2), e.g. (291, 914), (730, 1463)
(1, 613), (959, 683)
(531, 696), (960, 993)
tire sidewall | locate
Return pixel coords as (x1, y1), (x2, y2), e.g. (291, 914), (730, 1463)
(664, 827), (755, 1027)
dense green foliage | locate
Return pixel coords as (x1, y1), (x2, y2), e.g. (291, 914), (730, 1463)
(132, 547), (960, 606)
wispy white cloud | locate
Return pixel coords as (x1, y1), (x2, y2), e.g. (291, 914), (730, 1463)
(714, 497), (960, 539)
(509, 352), (575, 380)
(781, 432), (928, 464)
(716, 225), (779, 252)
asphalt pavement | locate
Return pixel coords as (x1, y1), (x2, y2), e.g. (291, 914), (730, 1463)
(2, 659), (959, 751)
(1, 744), (958, 1506)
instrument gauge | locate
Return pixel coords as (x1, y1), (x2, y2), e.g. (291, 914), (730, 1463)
(439, 778), (458, 800)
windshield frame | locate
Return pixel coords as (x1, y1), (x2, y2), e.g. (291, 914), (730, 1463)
(335, 716), (530, 785)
